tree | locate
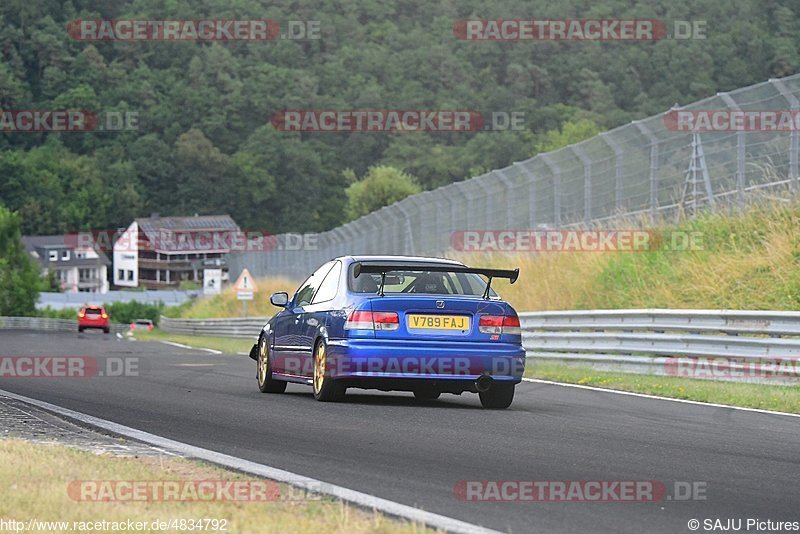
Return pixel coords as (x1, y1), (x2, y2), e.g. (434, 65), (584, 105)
(535, 119), (602, 154)
(0, 206), (41, 316)
(345, 165), (421, 220)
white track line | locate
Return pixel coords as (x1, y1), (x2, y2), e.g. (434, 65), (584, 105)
(521, 378), (800, 419)
(158, 340), (222, 354)
(0, 388), (499, 534)
(159, 340), (192, 349)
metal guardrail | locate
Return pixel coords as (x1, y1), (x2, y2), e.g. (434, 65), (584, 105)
(159, 316), (267, 339)
(521, 309), (800, 381)
(0, 316), (126, 334)
(161, 309), (800, 382)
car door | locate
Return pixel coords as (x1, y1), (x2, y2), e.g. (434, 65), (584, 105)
(272, 262), (333, 377)
(301, 260), (343, 371)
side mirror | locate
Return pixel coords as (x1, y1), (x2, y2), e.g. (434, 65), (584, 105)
(270, 292), (289, 307)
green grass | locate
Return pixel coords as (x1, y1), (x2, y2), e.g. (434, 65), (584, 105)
(526, 362), (800, 414)
(0, 440), (432, 534)
(458, 201), (800, 311)
(132, 329), (255, 354)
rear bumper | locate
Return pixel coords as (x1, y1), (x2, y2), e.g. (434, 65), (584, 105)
(78, 321), (109, 329)
(323, 338), (525, 383)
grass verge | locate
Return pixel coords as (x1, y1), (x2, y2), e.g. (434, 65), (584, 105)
(526, 362), (800, 414)
(132, 329), (255, 354)
(0, 439), (431, 534)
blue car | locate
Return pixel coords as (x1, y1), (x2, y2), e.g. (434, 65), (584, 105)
(249, 256), (525, 408)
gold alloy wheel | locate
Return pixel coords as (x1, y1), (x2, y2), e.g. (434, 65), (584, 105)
(258, 338), (268, 385)
(313, 343), (326, 394)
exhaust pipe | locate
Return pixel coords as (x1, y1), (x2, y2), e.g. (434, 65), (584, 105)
(475, 374), (493, 393)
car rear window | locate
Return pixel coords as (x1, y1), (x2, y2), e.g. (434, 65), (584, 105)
(348, 265), (496, 296)
(84, 308), (103, 315)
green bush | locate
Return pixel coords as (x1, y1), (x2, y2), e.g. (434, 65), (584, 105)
(103, 301), (165, 325)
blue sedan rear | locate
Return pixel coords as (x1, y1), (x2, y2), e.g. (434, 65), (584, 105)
(249, 256), (525, 408)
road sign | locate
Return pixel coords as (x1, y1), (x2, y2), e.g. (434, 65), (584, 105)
(203, 268), (222, 295)
(232, 268), (256, 298)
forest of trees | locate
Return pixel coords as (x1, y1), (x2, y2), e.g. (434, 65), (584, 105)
(1, 0), (799, 236)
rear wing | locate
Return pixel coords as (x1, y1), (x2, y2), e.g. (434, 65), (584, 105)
(352, 262), (519, 298)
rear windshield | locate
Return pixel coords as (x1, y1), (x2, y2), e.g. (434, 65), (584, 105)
(135, 320), (152, 325)
(348, 265), (497, 297)
(84, 308), (102, 315)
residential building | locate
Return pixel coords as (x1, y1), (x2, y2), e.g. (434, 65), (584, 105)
(22, 235), (110, 293)
(113, 214), (241, 289)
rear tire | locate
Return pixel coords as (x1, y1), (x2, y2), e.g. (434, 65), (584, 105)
(78, 326), (84, 333)
(479, 383), (515, 409)
(257, 336), (287, 393)
(312, 339), (345, 402)
(103, 328), (110, 334)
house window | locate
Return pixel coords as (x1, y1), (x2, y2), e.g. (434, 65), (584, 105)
(118, 269), (124, 281)
(127, 270), (134, 281)
(61, 250), (70, 261)
(49, 250), (58, 262)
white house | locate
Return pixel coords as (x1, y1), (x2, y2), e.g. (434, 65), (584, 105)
(113, 214), (240, 289)
(23, 235), (110, 293)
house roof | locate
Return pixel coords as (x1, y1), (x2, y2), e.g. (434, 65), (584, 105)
(22, 235), (111, 268)
(134, 214), (242, 253)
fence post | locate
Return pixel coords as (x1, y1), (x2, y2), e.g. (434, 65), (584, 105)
(453, 182), (473, 230)
(571, 145), (593, 223)
(513, 161), (537, 228)
(770, 78), (799, 189)
(600, 132), (624, 213)
(539, 154), (561, 226)
(394, 203), (415, 255)
(634, 120), (659, 223)
(494, 169), (515, 228)
(718, 92), (746, 208)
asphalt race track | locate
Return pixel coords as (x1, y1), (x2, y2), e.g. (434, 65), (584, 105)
(1, 331), (798, 533)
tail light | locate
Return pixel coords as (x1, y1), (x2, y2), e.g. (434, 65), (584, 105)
(148, 325), (153, 331)
(345, 310), (399, 331)
(479, 314), (521, 335)
(101, 313), (108, 319)
(130, 323), (135, 329)
(78, 312), (85, 318)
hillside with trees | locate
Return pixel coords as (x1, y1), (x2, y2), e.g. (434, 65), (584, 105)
(1, 0), (799, 234)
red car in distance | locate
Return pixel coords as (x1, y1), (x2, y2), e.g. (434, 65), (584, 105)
(78, 305), (110, 334)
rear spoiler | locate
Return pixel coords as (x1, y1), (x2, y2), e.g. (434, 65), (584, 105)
(352, 262), (519, 299)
